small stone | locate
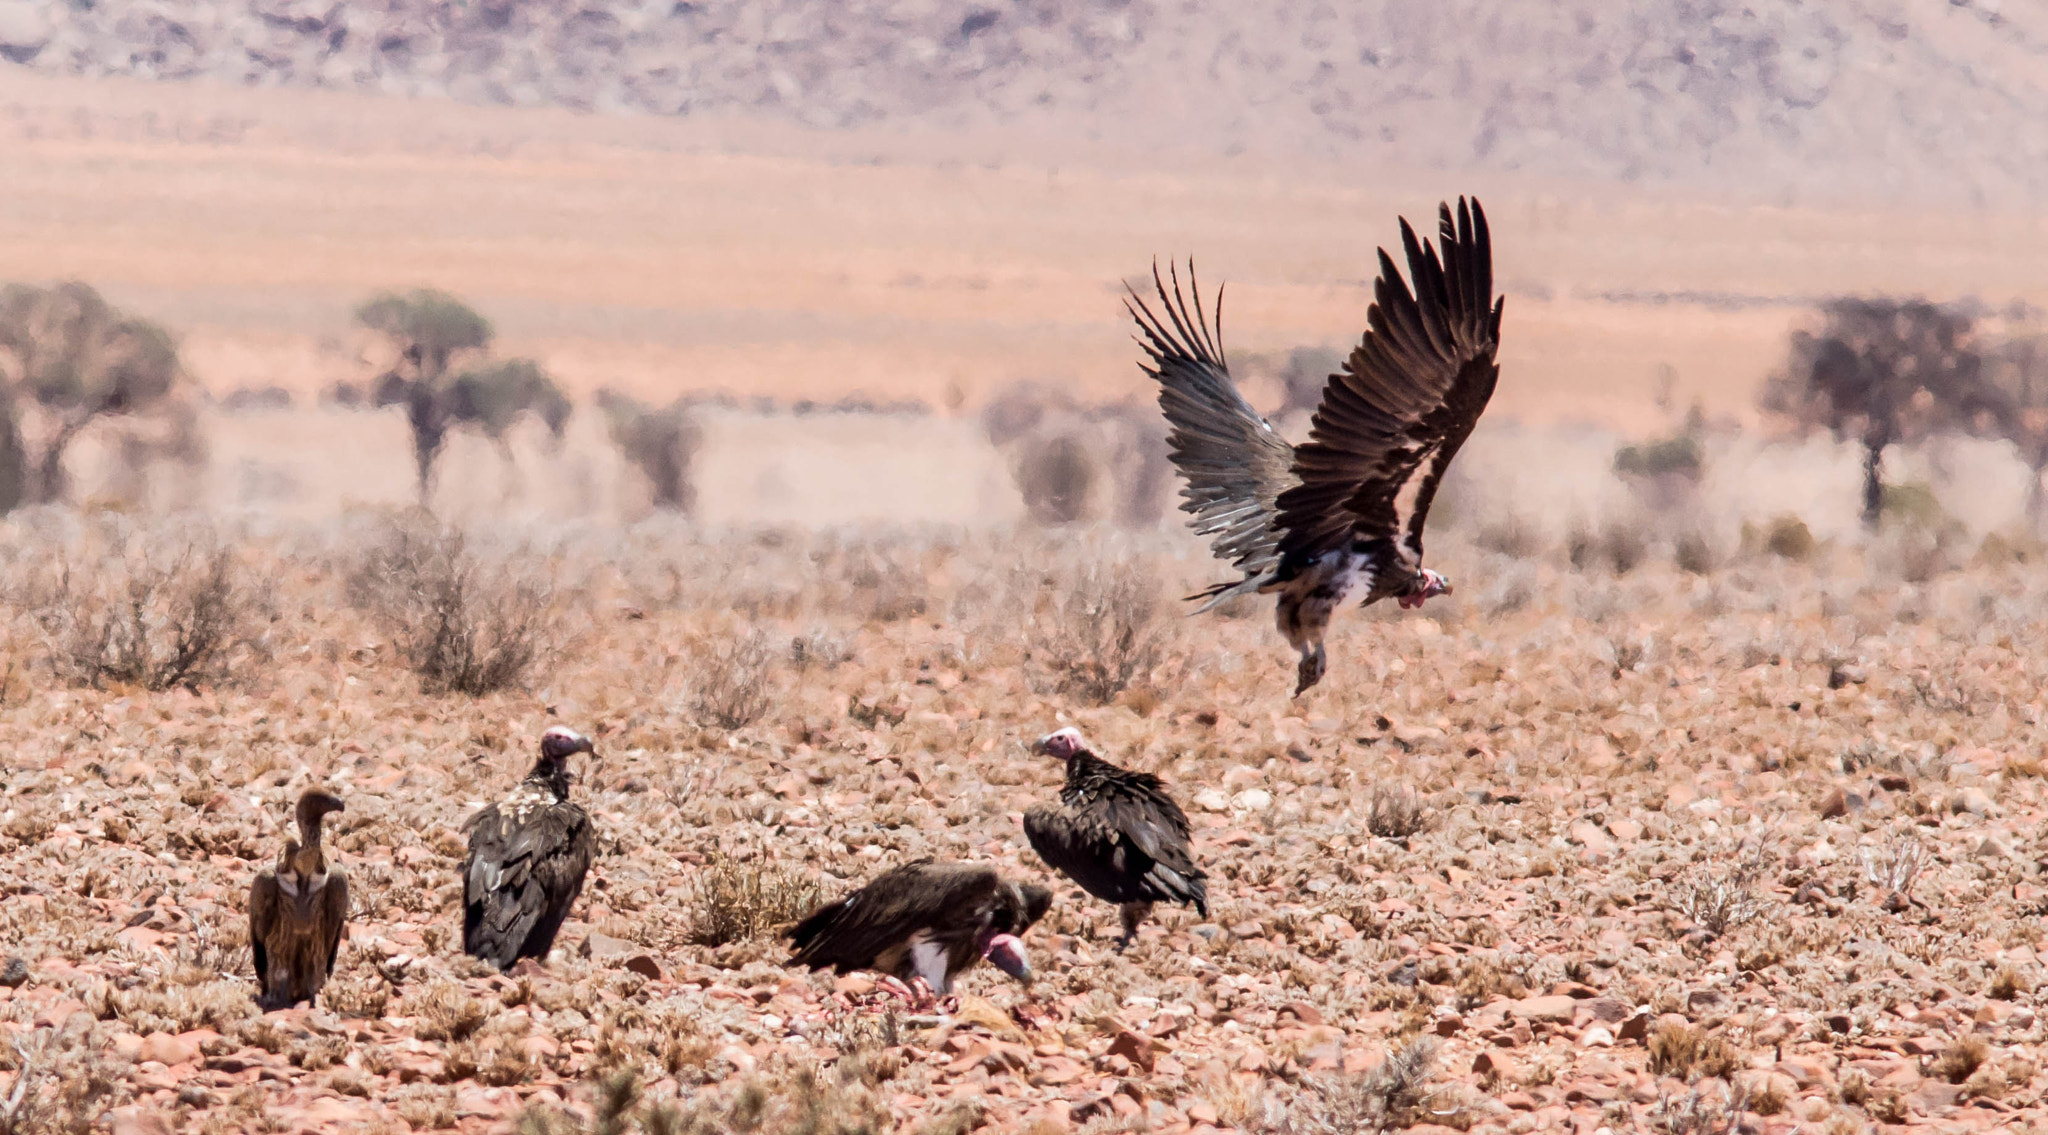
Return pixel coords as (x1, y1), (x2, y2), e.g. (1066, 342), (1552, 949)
(1617, 1010), (1652, 1042)
(624, 954), (663, 980)
(1950, 787), (1993, 817)
(1107, 1029), (1156, 1073)
(137, 1032), (198, 1067)
(1510, 995), (1577, 1023)
(1231, 788), (1273, 811)
(1193, 789), (1230, 813)
(580, 932), (636, 960)
(1818, 788), (1848, 818)
(1580, 1026), (1615, 1047)
(0, 958), (27, 988)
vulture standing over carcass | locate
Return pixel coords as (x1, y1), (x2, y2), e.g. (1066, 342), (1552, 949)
(1021, 727), (1208, 949)
(461, 726), (597, 969)
(249, 790), (349, 1011)
(786, 860), (1050, 997)
(1128, 197), (1503, 694)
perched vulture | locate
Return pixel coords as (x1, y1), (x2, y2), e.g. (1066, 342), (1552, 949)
(787, 860), (1050, 996)
(249, 790), (349, 1011)
(1021, 727), (1208, 949)
(1128, 197), (1503, 694)
(461, 726), (598, 969)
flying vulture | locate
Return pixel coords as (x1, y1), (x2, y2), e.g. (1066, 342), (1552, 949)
(461, 726), (597, 970)
(249, 790), (349, 1011)
(1021, 727), (1208, 949)
(786, 859), (1049, 997)
(1128, 197), (1503, 694)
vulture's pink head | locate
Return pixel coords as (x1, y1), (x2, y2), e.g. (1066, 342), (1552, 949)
(982, 932), (1032, 983)
(1032, 727), (1086, 761)
(1398, 569), (1452, 610)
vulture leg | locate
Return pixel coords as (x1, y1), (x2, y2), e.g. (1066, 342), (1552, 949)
(1276, 559), (1353, 696)
(1117, 902), (1155, 951)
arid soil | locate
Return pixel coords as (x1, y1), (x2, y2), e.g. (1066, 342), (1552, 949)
(1, 521), (2046, 1134)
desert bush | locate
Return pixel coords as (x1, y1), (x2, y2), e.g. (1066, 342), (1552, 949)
(356, 289), (568, 499)
(1647, 1022), (1740, 1081)
(518, 1067), (887, 1135)
(1673, 530), (1716, 574)
(597, 389), (702, 513)
(687, 853), (822, 947)
(0, 282), (187, 512)
(1367, 786), (1429, 839)
(1756, 515), (1815, 560)
(408, 980), (489, 1042)
(29, 534), (271, 691)
(1254, 1036), (1451, 1133)
(0, 1027), (123, 1135)
(1932, 1036), (1989, 1084)
(1567, 520), (1647, 575)
(347, 517), (555, 696)
(686, 631), (774, 731)
(1014, 432), (1095, 524)
(1025, 556), (1165, 704)
(1671, 843), (1767, 937)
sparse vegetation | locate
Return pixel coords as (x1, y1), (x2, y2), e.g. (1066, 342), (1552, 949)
(1025, 556), (1165, 704)
(1647, 1022), (1741, 1082)
(598, 390), (703, 513)
(1254, 1037), (1453, 1133)
(686, 631), (775, 731)
(28, 532), (270, 691)
(687, 853), (824, 947)
(347, 516), (555, 695)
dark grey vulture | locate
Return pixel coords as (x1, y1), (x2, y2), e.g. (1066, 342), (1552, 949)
(1021, 727), (1208, 949)
(786, 860), (1050, 996)
(1128, 197), (1503, 694)
(461, 726), (597, 969)
(249, 790), (349, 1011)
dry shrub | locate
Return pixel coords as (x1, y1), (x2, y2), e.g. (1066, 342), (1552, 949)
(320, 971), (392, 1021)
(1026, 557), (1165, 705)
(1671, 845), (1767, 936)
(687, 631), (774, 731)
(408, 980), (489, 1042)
(1673, 530), (1716, 574)
(789, 627), (851, 671)
(391, 1085), (458, 1131)
(520, 1066), (886, 1135)
(1366, 786), (1429, 839)
(1647, 1022), (1740, 1082)
(1567, 521), (1647, 575)
(348, 517), (554, 696)
(1647, 1080), (1748, 1135)
(687, 853), (821, 947)
(590, 1002), (716, 1082)
(0, 1027), (123, 1135)
(1988, 965), (2029, 1001)
(1759, 515), (1815, 560)
(1931, 1035), (1988, 1084)
(1254, 1036), (1455, 1133)
(31, 535), (270, 691)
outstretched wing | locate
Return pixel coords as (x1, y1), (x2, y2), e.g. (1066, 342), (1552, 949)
(1274, 198), (1503, 582)
(1127, 262), (1297, 598)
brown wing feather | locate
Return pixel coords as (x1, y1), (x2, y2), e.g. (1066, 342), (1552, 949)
(787, 860), (1002, 974)
(1127, 262), (1298, 598)
(1274, 198), (1503, 576)
(318, 871), (349, 980)
(248, 872), (279, 998)
(1029, 760), (1208, 916)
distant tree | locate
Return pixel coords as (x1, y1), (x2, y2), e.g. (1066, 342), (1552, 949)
(1983, 305), (2048, 527)
(0, 282), (185, 511)
(598, 389), (702, 512)
(356, 289), (569, 500)
(1760, 297), (2011, 528)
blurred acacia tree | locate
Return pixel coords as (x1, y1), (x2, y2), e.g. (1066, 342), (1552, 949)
(1982, 303), (2048, 527)
(0, 282), (184, 511)
(356, 289), (569, 501)
(597, 389), (701, 513)
(1760, 297), (2011, 528)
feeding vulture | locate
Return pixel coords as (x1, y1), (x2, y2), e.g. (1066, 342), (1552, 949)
(461, 726), (597, 970)
(1021, 727), (1208, 949)
(249, 790), (349, 1011)
(786, 860), (1050, 997)
(1128, 197), (1503, 694)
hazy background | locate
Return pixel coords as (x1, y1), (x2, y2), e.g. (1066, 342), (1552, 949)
(0, 0), (2043, 539)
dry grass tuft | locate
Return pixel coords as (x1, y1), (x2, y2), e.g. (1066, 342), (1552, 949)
(30, 533), (270, 691)
(1671, 845), (1767, 936)
(686, 631), (775, 731)
(1647, 1022), (1741, 1082)
(687, 853), (824, 947)
(1025, 557), (1165, 705)
(348, 516), (554, 696)
(408, 980), (490, 1043)
(1932, 1035), (1989, 1084)
(1254, 1037), (1455, 1133)
(0, 1028), (125, 1135)
(1366, 785), (1430, 839)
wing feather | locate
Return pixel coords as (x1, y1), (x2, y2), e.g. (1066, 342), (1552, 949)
(319, 871), (349, 978)
(1274, 199), (1503, 580)
(787, 861), (1001, 975)
(1127, 262), (1297, 597)
(249, 872), (278, 997)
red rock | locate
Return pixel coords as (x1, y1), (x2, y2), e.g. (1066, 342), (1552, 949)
(1473, 1051), (1519, 1080)
(1279, 1000), (1323, 1027)
(1108, 1030), (1157, 1073)
(107, 1107), (173, 1135)
(1510, 995), (1577, 1023)
(1499, 1091), (1539, 1111)
(624, 954), (663, 980)
(137, 1032), (198, 1067)
(115, 927), (164, 953)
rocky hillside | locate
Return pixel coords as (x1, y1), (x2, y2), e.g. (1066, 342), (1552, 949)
(2, 0), (2045, 205)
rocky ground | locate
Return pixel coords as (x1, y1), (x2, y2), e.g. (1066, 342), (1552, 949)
(0, 517), (2046, 1134)
(1, 1), (2045, 205)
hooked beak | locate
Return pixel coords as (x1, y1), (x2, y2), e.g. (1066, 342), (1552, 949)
(983, 933), (1032, 983)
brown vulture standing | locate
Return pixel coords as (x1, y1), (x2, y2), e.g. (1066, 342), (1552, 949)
(1128, 198), (1504, 694)
(786, 860), (1049, 996)
(1021, 727), (1208, 949)
(249, 790), (349, 1011)
(461, 726), (597, 969)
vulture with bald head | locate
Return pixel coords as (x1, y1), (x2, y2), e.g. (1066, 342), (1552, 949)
(1022, 727), (1207, 949)
(1128, 197), (1503, 693)
(249, 789), (349, 1011)
(461, 726), (597, 969)
(787, 860), (1049, 997)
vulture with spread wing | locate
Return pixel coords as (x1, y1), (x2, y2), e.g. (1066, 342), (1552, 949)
(249, 790), (349, 1011)
(461, 726), (597, 969)
(1022, 727), (1207, 950)
(1129, 197), (1503, 694)
(786, 860), (1049, 996)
